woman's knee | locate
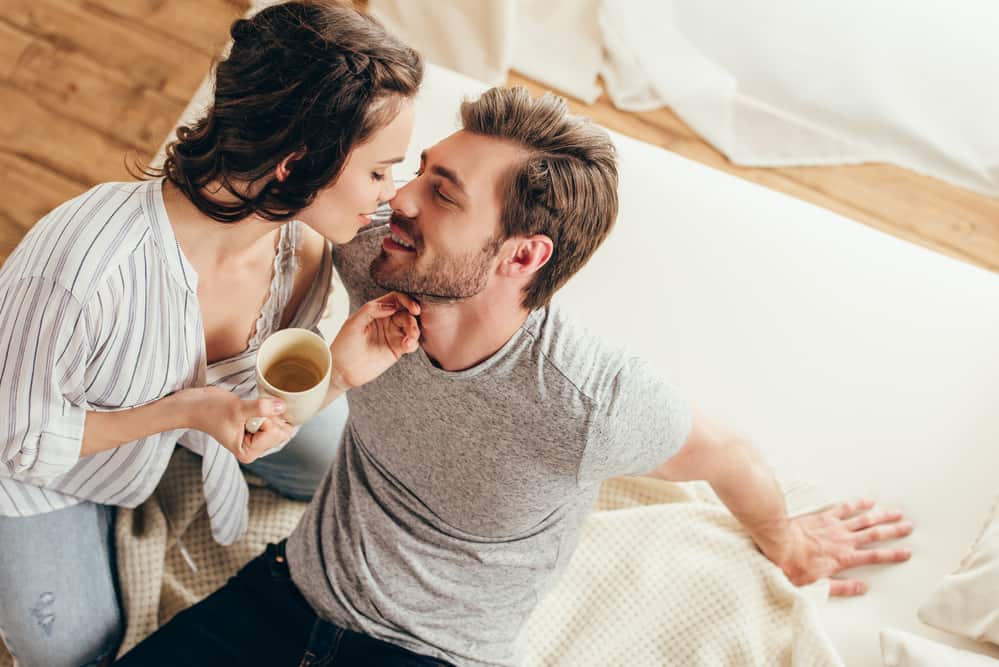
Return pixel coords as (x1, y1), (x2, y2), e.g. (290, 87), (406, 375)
(0, 503), (123, 667)
(0, 598), (122, 667)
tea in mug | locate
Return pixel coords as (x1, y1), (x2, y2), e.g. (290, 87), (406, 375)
(264, 357), (323, 393)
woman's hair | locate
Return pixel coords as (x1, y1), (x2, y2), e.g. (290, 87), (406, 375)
(153, 1), (422, 223)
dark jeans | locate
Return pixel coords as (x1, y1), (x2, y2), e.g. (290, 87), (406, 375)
(115, 542), (450, 667)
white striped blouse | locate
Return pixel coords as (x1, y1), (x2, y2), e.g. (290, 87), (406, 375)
(0, 179), (332, 544)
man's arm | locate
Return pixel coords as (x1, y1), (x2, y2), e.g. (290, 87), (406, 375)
(646, 410), (913, 596)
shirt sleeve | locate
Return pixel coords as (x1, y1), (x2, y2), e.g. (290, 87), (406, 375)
(578, 356), (693, 487)
(0, 276), (91, 483)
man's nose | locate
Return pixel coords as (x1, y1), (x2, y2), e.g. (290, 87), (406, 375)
(390, 180), (418, 218)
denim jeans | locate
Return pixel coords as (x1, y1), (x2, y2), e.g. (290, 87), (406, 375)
(0, 502), (120, 667)
(0, 398), (348, 667)
(244, 394), (349, 500)
(115, 542), (451, 667)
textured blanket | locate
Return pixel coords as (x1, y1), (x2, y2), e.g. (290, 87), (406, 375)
(0, 449), (842, 666)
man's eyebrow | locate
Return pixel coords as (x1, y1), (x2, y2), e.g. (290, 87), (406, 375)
(419, 150), (467, 196)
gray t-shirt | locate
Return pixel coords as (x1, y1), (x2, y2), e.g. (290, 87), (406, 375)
(287, 221), (692, 666)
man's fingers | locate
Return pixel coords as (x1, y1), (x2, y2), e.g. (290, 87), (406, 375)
(828, 579), (868, 597)
(832, 498), (876, 519)
(854, 521), (914, 546)
(845, 508), (905, 531)
(844, 547), (912, 569)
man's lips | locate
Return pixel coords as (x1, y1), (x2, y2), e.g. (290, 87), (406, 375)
(385, 222), (417, 252)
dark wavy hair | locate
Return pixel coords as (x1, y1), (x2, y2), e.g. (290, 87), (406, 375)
(150, 1), (422, 223)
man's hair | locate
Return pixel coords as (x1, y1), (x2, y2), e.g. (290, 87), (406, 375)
(154, 1), (423, 223)
(460, 87), (619, 310)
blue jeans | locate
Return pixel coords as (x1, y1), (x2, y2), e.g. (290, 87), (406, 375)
(0, 502), (120, 667)
(0, 398), (348, 667)
(115, 542), (451, 666)
(244, 394), (349, 500)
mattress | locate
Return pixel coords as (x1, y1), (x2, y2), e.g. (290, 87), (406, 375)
(404, 64), (999, 666)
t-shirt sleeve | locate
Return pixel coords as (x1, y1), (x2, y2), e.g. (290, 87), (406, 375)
(0, 276), (91, 483)
(578, 356), (692, 487)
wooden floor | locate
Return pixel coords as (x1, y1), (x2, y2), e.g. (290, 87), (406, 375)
(3, 0), (998, 273)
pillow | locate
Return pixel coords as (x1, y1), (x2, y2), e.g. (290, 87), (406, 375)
(918, 497), (999, 646)
(880, 629), (998, 666)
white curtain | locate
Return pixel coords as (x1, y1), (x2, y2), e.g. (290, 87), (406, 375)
(369, 0), (999, 198)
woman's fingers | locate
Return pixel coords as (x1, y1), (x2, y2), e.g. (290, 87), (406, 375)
(381, 291), (421, 316)
(239, 417), (294, 463)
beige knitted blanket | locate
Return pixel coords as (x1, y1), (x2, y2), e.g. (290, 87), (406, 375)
(0, 450), (842, 666)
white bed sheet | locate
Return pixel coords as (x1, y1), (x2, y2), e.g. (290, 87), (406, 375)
(407, 64), (999, 666)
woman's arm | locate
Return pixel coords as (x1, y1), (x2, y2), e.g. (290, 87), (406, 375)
(79, 387), (289, 460)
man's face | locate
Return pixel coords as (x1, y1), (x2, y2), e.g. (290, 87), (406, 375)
(370, 131), (526, 303)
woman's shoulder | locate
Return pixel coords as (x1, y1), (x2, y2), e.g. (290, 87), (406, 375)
(2, 180), (158, 300)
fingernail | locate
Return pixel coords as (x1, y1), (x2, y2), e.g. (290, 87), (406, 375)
(274, 401), (285, 413)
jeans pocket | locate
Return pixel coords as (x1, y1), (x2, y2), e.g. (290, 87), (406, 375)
(298, 618), (343, 667)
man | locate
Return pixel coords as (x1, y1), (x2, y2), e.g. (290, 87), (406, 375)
(118, 87), (912, 666)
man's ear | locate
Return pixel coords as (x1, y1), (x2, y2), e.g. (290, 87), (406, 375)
(274, 149), (307, 182)
(498, 235), (554, 279)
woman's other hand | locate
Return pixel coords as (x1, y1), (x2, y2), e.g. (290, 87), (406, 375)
(329, 292), (421, 392)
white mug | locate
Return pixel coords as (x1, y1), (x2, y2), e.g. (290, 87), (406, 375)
(245, 328), (332, 434)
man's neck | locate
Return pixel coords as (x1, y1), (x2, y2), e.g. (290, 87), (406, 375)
(417, 290), (532, 372)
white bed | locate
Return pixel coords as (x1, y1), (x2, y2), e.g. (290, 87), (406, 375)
(399, 65), (999, 666)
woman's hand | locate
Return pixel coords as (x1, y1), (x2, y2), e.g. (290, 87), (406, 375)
(330, 292), (421, 392)
(177, 387), (294, 463)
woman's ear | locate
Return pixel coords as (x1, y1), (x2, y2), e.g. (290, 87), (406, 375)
(274, 149), (307, 182)
(499, 235), (554, 279)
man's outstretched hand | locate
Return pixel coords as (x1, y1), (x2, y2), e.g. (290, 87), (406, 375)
(757, 498), (913, 597)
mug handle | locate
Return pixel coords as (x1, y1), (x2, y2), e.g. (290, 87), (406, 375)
(245, 416), (266, 434)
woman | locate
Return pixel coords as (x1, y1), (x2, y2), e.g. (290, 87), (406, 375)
(0, 2), (423, 665)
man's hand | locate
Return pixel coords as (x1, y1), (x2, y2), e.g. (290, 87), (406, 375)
(756, 498), (913, 597)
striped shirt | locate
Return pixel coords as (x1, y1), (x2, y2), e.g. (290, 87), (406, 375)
(0, 179), (332, 544)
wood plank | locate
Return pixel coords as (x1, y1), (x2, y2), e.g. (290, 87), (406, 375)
(1, 22), (185, 158)
(0, 151), (92, 263)
(0, 82), (142, 195)
(506, 71), (999, 273)
(3, 0), (217, 104)
(77, 0), (247, 58)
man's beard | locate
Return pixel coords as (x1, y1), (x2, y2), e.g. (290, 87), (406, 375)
(370, 215), (502, 304)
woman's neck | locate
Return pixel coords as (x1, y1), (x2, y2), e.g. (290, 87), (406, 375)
(162, 179), (282, 269)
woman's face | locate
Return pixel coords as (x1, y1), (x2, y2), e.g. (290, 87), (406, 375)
(297, 100), (415, 244)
